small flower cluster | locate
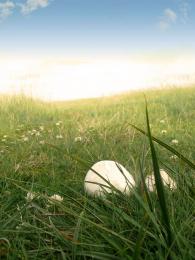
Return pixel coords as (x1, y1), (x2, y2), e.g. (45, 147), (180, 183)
(74, 136), (82, 142)
(161, 130), (167, 134)
(170, 155), (178, 160)
(49, 194), (64, 202)
(56, 134), (63, 139)
(21, 135), (29, 142)
(1, 135), (8, 142)
(158, 118), (167, 135)
(56, 121), (63, 126)
(171, 139), (179, 145)
(14, 124), (46, 143)
(26, 192), (37, 202)
(28, 129), (41, 136)
(25, 192), (63, 203)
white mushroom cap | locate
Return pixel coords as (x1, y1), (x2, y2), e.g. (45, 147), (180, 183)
(84, 160), (135, 197)
(145, 169), (177, 192)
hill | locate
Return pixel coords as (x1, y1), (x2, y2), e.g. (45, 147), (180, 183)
(0, 87), (194, 259)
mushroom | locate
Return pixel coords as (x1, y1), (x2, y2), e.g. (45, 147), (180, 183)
(145, 169), (177, 192)
(84, 160), (135, 197)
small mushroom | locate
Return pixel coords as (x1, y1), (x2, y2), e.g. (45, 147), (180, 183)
(145, 169), (177, 192)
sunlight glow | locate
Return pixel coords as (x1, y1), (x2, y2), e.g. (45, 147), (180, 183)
(0, 55), (195, 101)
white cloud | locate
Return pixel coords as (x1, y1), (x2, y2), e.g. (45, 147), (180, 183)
(179, 0), (190, 24)
(0, 0), (53, 21)
(158, 1), (191, 30)
(0, 1), (15, 21)
(19, 0), (51, 15)
(159, 8), (177, 30)
(164, 8), (177, 22)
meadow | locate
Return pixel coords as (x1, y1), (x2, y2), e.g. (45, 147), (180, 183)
(0, 87), (194, 259)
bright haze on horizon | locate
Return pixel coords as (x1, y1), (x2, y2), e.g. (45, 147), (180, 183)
(0, 0), (195, 101)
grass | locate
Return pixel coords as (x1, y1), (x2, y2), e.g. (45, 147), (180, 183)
(0, 87), (194, 259)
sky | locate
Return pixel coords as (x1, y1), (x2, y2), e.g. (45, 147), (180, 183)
(0, 0), (195, 100)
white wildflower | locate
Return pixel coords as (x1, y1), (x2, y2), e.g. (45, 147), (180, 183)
(170, 155), (178, 160)
(3, 135), (7, 138)
(160, 120), (165, 124)
(36, 131), (41, 136)
(74, 136), (82, 142)
(32, 129), (37, 133)
(39, 140), (45, 145)
(39, 126), (44, 131)
(23, 137), (29, 142)
(26, 192), (36, 202)
(161, 130), (167, 134)
(49, 194), (63, 202)
(56, 121), (62, 126)
(171, 139), (178, 144)
(56, 135), (63, 139)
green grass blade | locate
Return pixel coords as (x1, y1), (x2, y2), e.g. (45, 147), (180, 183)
(132, 221), (148, 260)
(144, 99), (173, 254)
(72, 209), (85, 259)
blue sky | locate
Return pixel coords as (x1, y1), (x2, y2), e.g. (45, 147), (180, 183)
(0, 0), (194, 57)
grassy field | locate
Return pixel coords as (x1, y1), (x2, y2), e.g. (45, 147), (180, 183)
(0, 87), (194, 259)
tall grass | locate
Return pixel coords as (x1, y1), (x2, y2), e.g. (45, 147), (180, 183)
(0, 87), (194, 259)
